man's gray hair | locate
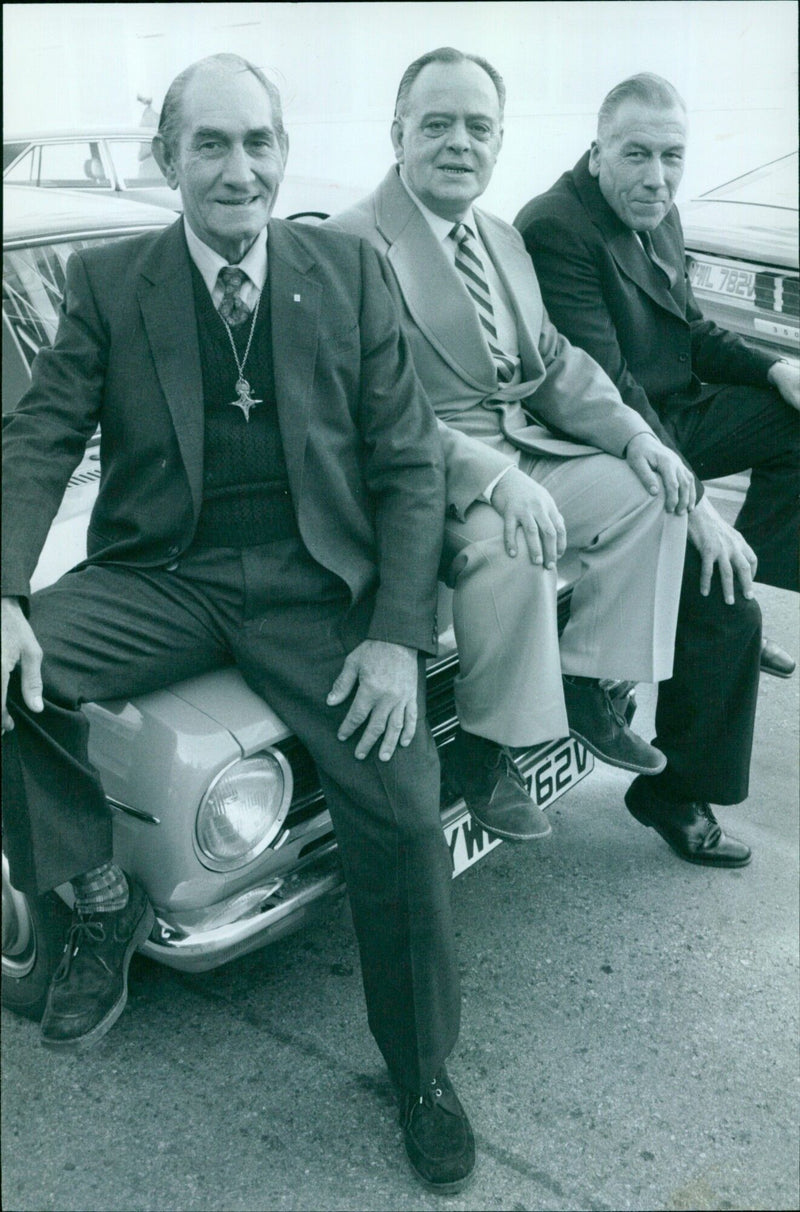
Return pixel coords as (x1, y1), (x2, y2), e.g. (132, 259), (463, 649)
(394, 47), (506, 119)
(597, 73), (686, 139)
(157, 53), (287, 157)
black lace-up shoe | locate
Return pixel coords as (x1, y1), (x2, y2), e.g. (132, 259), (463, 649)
(40, 878), (155, 1050)
(445, 727), (551, 841)
(400, 1068), (475, 1192)
(563, 677), (666, 775)
(625, 777), (752, 867)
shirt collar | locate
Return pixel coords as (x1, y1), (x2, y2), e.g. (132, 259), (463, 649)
(182, 218), (269, 296)
(398, 169), (478, 245)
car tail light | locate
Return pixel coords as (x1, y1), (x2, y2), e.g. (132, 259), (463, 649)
(195, 751), (292, 871)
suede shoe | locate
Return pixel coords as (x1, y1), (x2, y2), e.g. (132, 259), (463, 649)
(400, 1068), (475, 1192)
(445, 727), (551, 841)
(760, 636), (796, 679)
(563, 677), (666, 775)
(40, 877), (155, 1050)
(625, 777), (752, 867)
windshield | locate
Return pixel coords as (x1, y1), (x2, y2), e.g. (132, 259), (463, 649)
(699, 153), (798, 210)
(3, 236), (116, 370)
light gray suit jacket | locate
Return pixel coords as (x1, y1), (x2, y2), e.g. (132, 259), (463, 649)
(330, 168), (655, 519)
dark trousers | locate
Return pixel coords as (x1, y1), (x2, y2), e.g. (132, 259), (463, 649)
(2, 544), (460, 1091)
(652, 544), (761, 805)
(667, 384), (800, 592)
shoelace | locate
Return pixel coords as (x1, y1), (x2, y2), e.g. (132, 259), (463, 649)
(600, 685), (628, 729)
(696, 803), (722, 846)
(489, 746), (528, 793)
(55, 916), (106, 977)
(413, 1076), (446, 1109)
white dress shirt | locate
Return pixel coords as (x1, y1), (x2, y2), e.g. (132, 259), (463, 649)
(183, 218), (267, 310)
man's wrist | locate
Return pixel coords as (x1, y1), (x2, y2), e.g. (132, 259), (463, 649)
(484, 464), (513, 504)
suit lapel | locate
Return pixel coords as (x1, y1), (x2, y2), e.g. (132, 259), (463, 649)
(474, 210), (544, 376)
(374, 169), (495, 388)
(137, 220), (204, 517)
(265, 220), (322, 504)
(572, 156), (685, 320)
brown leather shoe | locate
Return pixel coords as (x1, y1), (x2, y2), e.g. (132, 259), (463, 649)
(446, 727), (551, 841)
(563, 677), (666, 775)
(625, 778), (752, 867)
(40, 877), (154, 1050)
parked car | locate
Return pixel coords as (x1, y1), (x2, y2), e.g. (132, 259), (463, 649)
(3, 127), (364, 222)
(2, 185), (596, 1020)
(682, 152), (799, 362)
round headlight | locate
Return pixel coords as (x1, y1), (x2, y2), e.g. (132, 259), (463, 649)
(195, 751), (292, 871)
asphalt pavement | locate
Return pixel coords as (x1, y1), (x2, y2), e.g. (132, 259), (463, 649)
(2, 506), (798, 1212)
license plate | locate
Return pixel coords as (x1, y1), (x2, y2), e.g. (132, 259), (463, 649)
(689, 259), (755, 302)
(445, 737), (593, 877)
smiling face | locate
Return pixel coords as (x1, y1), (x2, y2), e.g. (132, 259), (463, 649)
(391, 59), (503, 222)
(589, 99), (687, 231)
(153, 62), (287, 262)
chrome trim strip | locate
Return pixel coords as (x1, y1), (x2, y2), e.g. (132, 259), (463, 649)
(107, 798), (160, 825)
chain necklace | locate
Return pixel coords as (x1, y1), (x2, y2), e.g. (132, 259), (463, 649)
(219, 289), (263, 422)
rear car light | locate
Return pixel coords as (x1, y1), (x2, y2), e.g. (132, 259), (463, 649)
(195, 751), (292, 871)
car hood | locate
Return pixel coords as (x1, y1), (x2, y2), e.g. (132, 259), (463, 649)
(682, 199), (799, 270)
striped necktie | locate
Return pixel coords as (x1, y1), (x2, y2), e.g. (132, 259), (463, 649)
(450, 222), (515, 383)
(217, 266), (252, 327)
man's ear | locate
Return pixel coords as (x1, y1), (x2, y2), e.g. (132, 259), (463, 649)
(151, 136), (180, 190)
(390, 118), (405, 164)
(588, 141), (601, 178)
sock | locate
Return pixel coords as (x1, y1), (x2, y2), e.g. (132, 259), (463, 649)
(71, 862), (129, 914)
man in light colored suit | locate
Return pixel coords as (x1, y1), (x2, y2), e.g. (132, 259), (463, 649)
(2, 54), (473, 1192)
(332, 47), (747, 867)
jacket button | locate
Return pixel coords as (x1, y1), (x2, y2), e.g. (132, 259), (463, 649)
(165, 560), (179, 572)
(167, 545), (180, 556)
(678, 354), (688, 363)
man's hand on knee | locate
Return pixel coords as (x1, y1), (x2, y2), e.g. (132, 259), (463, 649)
(1, 597), (44, 732)
(688, 498), (757, 604)
(327, 640), (419, 762)
(490, 468), (566, 568)
(625, 434), (696, 514)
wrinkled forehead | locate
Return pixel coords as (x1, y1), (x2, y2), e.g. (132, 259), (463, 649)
(605, 100), (688, 150)
(180, 64), (277, 137)
(404, 61), (501, 122)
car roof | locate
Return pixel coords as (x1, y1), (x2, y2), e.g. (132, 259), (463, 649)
(3, 184), (175, 244)
(5, 127), (155, 144)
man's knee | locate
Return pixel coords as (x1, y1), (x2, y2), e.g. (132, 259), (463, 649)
(443, 504), (556, 591)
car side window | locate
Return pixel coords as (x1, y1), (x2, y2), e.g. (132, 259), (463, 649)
(38, 142), (110, 190)
(4, 147), (37, 184)
(106, 139), (166, 188)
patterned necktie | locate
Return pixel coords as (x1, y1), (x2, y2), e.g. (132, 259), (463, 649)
(217, 266), (252, 327)
(450, 222), (515, 383)
(639, 230), (678, 289)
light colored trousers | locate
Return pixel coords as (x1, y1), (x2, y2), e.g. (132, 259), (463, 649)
(442, 451), (688, 747)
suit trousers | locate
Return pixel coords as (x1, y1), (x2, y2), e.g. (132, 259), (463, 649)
(665, 384), (800, 592)
(2, 543), (460, 1092)
(441, 452), (687, 746)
